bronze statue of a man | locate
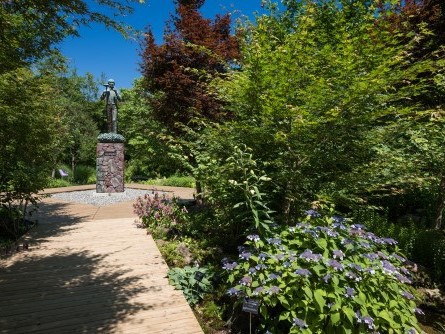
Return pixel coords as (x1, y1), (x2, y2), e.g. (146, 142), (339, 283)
(100, 79), (121, 133)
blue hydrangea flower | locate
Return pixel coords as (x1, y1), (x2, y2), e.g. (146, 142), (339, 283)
(395, 273), (412, 284)
(382, 237), (398, 245)
(227, 287), (240, 296)
(266, 237), (282, 245)
(327, 259), (344, 271)
(268, 273), (280, 280)
(223, 261), (238, 270)
(259, 252), (268, 260)
(300, 249), (322, 262)
(295, 268), (311, 277)
(381, 260), (397, 274)
(414, 308), (424, 315)
(253, 286), (264, 296)
(362, 316), (375, 330)
(268, 286), (280, 295)
(363, 253), (379, 261)
(392, 253), (406, 263)
(401, 291), (414, 300)
(332, 249), (345, 260)
(305, 209), (321, 218)
(239, 276), (252, 286)
(248, 267), (257, 274)
(292, 317), (308, 329)
(239, 251), (252, 260)
(322, 273), (331, 283)
(332, 215), (345, 223)
(255, 263), (267, 270)
(275, 253), (285, 261)
(247, 234), (260, 242)
(346, 271), (361, 282)
(345, 287), (355, 298)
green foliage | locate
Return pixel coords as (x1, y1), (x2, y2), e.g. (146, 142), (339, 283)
(119, 79), (185, 179)
(46, 178), (72, 188)
(225, 207), (422, 333)
(211, 0), (445, 226)
(142, 175), (195, 188)
(357, 209), (445, 284)
(168, 266), (214, 305)
(73, 165), (96, 185)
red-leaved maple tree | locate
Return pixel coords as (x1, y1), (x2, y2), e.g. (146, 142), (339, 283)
(140, 0), (239, 134)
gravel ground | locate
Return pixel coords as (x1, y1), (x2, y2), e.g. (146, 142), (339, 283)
(50, 189), (164, 207)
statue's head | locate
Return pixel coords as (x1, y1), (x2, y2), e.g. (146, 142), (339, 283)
(107, 79), (115, 88)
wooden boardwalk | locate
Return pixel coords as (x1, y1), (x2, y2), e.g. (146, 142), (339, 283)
(0, 189), (203, 333)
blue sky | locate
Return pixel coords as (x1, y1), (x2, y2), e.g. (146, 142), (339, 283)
(60, 1), (265, 89)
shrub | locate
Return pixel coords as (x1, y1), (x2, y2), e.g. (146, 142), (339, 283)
(74, 164), (95, 184)
(224, 207), (422, 333)
(168, 266), (214, 305)
(133, 193), (188, 239)
(143, 175), (195, 188)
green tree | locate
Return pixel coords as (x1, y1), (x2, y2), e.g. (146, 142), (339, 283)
(0, 0), (142, 73)
(0, 68), (62, 237)
(204, 0), (445, 228)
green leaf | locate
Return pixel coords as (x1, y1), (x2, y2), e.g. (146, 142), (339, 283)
(314, 289), (326, 312)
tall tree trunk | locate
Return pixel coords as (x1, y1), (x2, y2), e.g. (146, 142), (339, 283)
(434, 175), (445, 230)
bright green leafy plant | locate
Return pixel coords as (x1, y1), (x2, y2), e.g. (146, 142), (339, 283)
(168, 266), (214, 305)
(224, 207), (423, 333)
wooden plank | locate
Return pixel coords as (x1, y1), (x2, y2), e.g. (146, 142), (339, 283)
(0, 211), (203, 334)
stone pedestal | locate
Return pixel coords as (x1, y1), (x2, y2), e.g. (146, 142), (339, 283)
(96, 135), (125, 193)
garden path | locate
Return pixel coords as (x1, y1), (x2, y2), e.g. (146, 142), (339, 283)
(0, 185), (203, 334)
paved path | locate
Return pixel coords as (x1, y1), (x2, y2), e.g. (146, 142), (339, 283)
(0, 185), (203, 334)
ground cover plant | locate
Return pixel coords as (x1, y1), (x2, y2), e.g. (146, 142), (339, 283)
(224, 207), (422, 333)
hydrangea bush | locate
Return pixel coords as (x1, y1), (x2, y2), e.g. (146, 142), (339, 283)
(224, 208), (423, 333)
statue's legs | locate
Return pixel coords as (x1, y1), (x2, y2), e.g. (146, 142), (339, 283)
(106, 106), (113, 132)
(111, 105), (117, 133)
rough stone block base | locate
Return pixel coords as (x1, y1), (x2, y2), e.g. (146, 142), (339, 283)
(96, 142), (125, 193)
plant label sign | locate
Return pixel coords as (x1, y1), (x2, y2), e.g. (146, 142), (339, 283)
(242, 298), (259, 315)
(194, 271), (204, 282)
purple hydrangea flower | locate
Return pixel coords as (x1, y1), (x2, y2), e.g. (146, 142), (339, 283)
(381, 260), (397, 274)
(401, 291), (414, 300)
(292, 317), (308, 329)
(239, 251), (252, 260)
(295, 222), (309, 229)
(239, 276), (252, 286)
(268, 273), (280, 280)
(363, 253), (379, 261)
(362, 316), (375, 330)
(408, 328), (417, 334)
(346, 271), (361, 282)
(345, 287), (355, 298)
(377, 251), (389, 260)
(283, 261), (291, 268)
(295, 268), (311, 277)
(247, 234), (260, 242)
(382, 237), (398, 245)
(248, 267), (257, 274)
(300, 249), (322, 262)
(332, 249), (345, 260)
(268, 286), (280, 295)
(414, 308), (424, 315)
(392, 253), (406, 263)
(332, 222), (347, 230)
(223, 261), (238, 270)
(305, 209), (321, 218)
(259, 252), (268, 260)
(395, 273), (412, 284)
(351, 224), (366, 230)
(227, 287), (240, 296)
(266, 237), (282, 245)
(255, 263), (267, 270)
(322, 273), (331, 283)
(327, 259), (344, 271)
(332, 215), (345, 223)
(253, 287), (264, 295)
